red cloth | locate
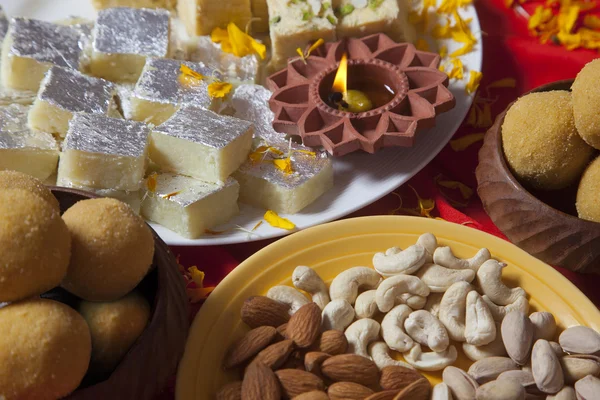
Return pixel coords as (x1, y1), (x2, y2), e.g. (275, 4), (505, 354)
(160, 1), (600, 397)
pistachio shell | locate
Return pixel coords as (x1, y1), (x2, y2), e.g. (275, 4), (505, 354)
(468, 357), (519, 384)
(560, 355), (600, 384)
(574, 375), (600, 400)
(531, 339), (564, 394)
(546, 386), (576, 400)
(443, 366), (479, 400)
(559, 326), (600, 355)
(475, 379), (525, 400)
(501, 311), (534, 365)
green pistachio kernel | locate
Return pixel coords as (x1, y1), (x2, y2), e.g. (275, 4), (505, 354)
(368, 0), (384, 9)
(338, 4), (355, 16)
(327, 15), (337, 25)
(302, 10), (313, 20)
(270, 16), (281, 24)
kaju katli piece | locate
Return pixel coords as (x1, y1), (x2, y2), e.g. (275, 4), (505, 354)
(0, 104), (59, 181)
(57, 114), (150, 191)
(90, 7), (171, 83)
(28, 66), (116, 138)
(141, 173), (240, 239)
(1, 18), (86, 91)
(149, 105), (253, 183)
(130, 58), (221, 126)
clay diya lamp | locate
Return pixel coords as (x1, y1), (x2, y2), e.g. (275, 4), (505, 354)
(48, 187), (189, 400)
(476, 79), (600, 274)
(266, 33), (456, 156)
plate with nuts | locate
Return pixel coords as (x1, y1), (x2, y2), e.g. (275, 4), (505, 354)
(175, 216), (600, 400)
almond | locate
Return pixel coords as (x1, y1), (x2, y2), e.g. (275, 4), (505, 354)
(379, 366), (425, 390)
(242, 361), (281, 400)
(393, 378), (431, 400)
(277, 323), (289, 339)
(305, 352), (331, 376)
(254, 339), (295, 369)
(364, 390), (400, 400)
(216, 381), (242, 400)
(292, 391), (330, 400)
(241, 296), (290, 328)
(317, 330), (348, 355)
(276, 369), (326, 398)
(327, 382), (374, 400)
(321, 354), (380, 387)
(287, 303), (322, 348)
(224, 326), (277, 369)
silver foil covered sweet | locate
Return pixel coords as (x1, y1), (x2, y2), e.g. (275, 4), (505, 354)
(188, 36), (259, 83)
(93, 7), (170, 57)
(8, 17), (85, 70)
(39, 66), (115, 114)
(154, 105), (253, 149)
(0, 7), (9, 44)
(148, 172), (238, 207)
(133, 58), (219, 108)
(236, 139), (331, 189)
(115, 83), (136, 119)
(232, 84), (289, 144)
(0, 104), (57, 150)
(63, 114), (149, 157)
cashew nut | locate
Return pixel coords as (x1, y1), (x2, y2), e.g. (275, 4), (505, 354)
(321, 299), (355, 331)
(292, 266), (330, 310)
(329, 267), (382, 304)
(372, 245), (427, 276)
(482, 294), (529, 322)
(465, 291), (496, 346)
(381, 304), (414, 353)
(425, 292), (444, 318)
(375, 274), (430, 312)
(529, 312), (557, 342)
(439, 281), (473, 342)
(417, 263), (476, 293)
(355, 290), (378, 319)
(404, 310), (450, 352)
(368, 341), (414, 370)
(344, 318), (381, 359)
(433, 246), (491, 271)
(477, 260), (526, 306)
(267, 285), (310, 315)
(399, 293), (427, 310)
(403, 343), (458, 371)
(462, 323), (507, 361)
(416, 233), (438, 263)
(431, 382), (452, 400)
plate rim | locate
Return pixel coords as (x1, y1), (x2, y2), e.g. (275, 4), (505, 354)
(175, 215), (600, 399)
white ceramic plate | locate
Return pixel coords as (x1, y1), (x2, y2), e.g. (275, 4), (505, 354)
(5, 0), (482, 246)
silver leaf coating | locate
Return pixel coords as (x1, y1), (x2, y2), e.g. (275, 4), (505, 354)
(93, 7), (170, 57)
(133, 57), (218, 108)
(38, 66), (115, 114)
(0, 104), (57, 150)
(147, 172), (238, 207)
(232, 84), (287, 144)
(63, 113), (149, 158)
(0, 6), (8, 44)
(8, 17), (84, 69)
(153, 105), (253, 149)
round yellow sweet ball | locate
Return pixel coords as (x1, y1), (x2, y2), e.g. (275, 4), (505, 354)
(0, 189), (71, 302)
(502, 91), (594, 190)
(577, 156), (600, 222)
(61, 198), (154, 301)
(79, 291), (151, 374)
(572, 59), (600, 149)
(0, 299), (91, 400)
(0, 170), (59, 210)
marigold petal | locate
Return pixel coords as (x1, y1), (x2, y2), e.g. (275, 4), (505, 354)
(208, 81), (233, 98)
(264, 210), (296, 230)
(188, 266), (206, 287)
(272, 158), (293, 174)
(466, 70), (483, 94)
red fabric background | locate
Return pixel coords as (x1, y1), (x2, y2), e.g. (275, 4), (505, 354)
(161, 0), (600, 397)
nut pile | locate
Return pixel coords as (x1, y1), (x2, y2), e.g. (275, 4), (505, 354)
(216, 233), (600, 400)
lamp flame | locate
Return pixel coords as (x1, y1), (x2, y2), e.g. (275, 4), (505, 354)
(332, 53), (348, 98)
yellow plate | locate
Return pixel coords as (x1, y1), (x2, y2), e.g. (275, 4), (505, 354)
(176, 216), (600, 399)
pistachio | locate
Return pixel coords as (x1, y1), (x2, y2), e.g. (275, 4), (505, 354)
(531, 339), (564, 394)
(468, 357), (519, 384)
(496, 369), (535, 388)
(549, 341), (564, 357)
(529, 312), (557, 342)
(443, 366), (479, 400)
(475, 379), (525, 400)
(501, 311), (534, 365)
(560, 355), (600, 384)
(432, 382), (452, 400)
(574, 375), (600, 400)
(546, 386), (576, 400)
(463, 323), (507, 362)
(559, 326), (600, 355)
